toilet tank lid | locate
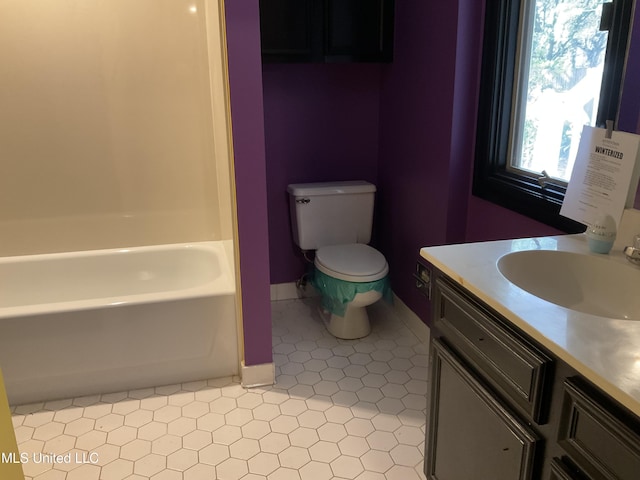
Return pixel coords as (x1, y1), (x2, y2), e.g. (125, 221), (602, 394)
(287, 180), (376, 197)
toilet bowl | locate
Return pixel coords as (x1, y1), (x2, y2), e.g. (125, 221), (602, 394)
(313, 243), (389, 339)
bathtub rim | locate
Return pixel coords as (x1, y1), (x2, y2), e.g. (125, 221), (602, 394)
(0, 241), (235, 320)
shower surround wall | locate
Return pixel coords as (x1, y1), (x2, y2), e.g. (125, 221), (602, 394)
(0, 0), (234, 257)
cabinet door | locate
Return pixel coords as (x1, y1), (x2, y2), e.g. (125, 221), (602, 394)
(259, 0), (322, 62)
(324, 0), (394, 62)
(425, 339), (539, 480)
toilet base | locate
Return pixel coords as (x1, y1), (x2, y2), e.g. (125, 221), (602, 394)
(319, 290), (382, 339)
(327, 307), (371, 339)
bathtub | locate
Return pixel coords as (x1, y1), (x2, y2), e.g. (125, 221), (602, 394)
(0, 241), (238, 405)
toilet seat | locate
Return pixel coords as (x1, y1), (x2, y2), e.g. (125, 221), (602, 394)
(315, 244), (388, 282)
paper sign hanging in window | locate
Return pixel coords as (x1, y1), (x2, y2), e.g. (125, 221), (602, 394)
(560, 125), (640, 228)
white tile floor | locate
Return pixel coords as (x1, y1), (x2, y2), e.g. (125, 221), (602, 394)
(11, 298), (429, 480)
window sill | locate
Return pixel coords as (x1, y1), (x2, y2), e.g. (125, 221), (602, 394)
(472, 170), (586, 233)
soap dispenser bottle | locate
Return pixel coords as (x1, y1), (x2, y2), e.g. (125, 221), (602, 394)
(586, 214), (617, 254)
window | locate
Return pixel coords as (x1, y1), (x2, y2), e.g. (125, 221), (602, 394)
(473, 0), (633, 231)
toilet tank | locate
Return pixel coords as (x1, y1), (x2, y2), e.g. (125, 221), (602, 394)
(287, 180), (377, 250)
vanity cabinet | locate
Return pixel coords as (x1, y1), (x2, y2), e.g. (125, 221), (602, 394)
(425, 269), (640, 480)
(259, 0), (394, 63)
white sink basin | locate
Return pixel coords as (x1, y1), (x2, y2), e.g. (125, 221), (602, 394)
(497, 250), (640, 320)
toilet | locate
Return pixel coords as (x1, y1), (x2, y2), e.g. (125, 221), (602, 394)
(287, 180), (390, 339)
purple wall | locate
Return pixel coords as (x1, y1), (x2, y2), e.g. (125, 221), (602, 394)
(619, 4), (640, 209)
(447, 0), (485, 243)
(619, 3), (640, 135)
(225, 1), (272, 366)
(262, 64), (382, 284)
(376, 2), (470, 320)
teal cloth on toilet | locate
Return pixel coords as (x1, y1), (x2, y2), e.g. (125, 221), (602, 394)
(311, 268), (392, 317)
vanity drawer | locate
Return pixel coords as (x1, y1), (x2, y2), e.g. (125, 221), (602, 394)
(558, 378), (640, 480)
(434, 276), (552, 423)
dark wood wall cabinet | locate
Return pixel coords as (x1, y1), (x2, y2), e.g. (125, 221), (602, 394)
(425, 269), (640, 480)
(259, 0), (394, 63)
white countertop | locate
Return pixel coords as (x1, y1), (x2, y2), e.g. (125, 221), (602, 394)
(420, 233), (640, 417)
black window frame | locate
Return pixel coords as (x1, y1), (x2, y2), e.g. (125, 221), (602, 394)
(473, 0), (634, 232)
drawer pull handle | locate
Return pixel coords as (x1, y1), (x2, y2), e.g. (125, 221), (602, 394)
(478, 337), (484, 342)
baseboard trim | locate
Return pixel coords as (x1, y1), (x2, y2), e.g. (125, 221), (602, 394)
(270, 282), (319, 301)
(241, 361), (275, 388)
(270, 282), (298, 301)
(391, 293), (430, 343)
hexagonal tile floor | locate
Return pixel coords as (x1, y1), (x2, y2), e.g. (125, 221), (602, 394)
(11, 298), (429, 480)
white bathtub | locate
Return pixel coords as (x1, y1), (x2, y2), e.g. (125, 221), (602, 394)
(0, 241), (238, 405)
